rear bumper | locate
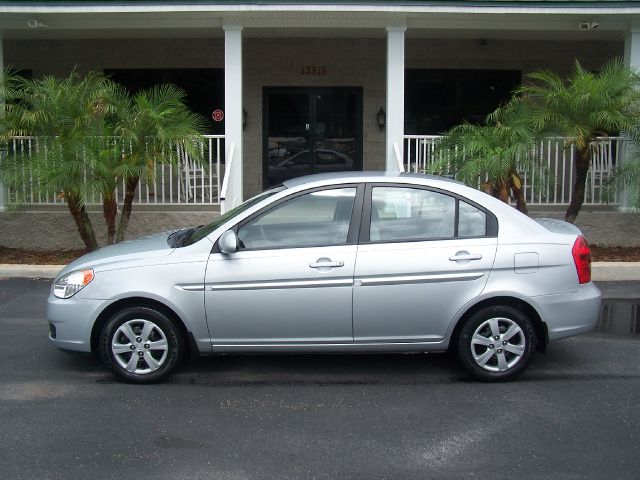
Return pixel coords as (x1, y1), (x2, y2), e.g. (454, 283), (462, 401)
(533, 282), (601, 341)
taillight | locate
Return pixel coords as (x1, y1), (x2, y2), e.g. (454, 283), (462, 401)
(572, 235), (591, 284)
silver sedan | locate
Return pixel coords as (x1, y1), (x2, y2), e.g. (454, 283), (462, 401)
(47, 172), (601, 383)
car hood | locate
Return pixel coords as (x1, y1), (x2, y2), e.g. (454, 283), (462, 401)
(58, 231), (177, 277)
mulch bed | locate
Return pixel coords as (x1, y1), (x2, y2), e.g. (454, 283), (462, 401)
(1, 244), (640, 265)
(0, 246), (88, 265)
(589, 245), (640, 262)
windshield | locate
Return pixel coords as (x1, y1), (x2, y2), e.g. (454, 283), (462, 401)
(181, 186), (286, 246)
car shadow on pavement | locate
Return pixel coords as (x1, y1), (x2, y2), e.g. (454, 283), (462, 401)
(54, 350), (105, 374)
(52, 334), (638, 385)
(170, 352), (478, 386)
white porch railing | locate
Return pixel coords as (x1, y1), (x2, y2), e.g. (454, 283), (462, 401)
(1, 133), (623, 207)
(2, 135), (224, 206)
(403, 135), (622, 206)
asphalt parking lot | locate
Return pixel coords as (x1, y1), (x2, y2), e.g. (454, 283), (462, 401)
(1, 278), (639, 480)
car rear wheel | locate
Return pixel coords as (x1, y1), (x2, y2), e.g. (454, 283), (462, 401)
(457, 305), (537, 382)
(99, 306), (182, 383)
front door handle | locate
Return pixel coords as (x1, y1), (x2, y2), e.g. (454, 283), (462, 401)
(449, 252), (483, 262)
(309, 258), (344, 268)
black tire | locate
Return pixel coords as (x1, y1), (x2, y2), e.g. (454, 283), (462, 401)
(457, 305), (537, 382)
(99, 306), (183, 384)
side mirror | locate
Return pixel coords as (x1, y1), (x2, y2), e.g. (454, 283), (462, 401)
(218, 230), (238, 254)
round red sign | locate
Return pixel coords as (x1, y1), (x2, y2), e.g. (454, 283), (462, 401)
(211, 109), (224, 122)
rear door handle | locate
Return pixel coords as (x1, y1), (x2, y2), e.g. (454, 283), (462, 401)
(449, 252), (483, 262)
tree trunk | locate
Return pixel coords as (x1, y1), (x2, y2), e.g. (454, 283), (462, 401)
(116, 176), (139, 242)
(565, 146), (591, 224)
(102, 192), (118, 244)
(497, 181), (510, 203)
(66, 194), (99, 252)
(510, 173), (528, 215)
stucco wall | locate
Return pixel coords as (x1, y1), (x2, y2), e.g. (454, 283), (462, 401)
(6, 36), (620, 82)
(405, 38), (623, 75)
(4, 38), (225, 76)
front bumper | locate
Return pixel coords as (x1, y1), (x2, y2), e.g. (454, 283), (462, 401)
(47, 293), (106, 352)
(533, 282), (602, 341)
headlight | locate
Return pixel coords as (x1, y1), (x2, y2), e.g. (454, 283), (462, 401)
(53, 269), (94, 299)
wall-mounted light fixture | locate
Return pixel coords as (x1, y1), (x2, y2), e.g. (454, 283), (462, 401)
(377, 107), (386, 131)
(27, 19), (47, 29)
(243, 108), (247, 130)
(579, 21), (599, 31)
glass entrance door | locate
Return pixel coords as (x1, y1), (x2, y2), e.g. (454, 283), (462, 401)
(264, 88), (362, 188)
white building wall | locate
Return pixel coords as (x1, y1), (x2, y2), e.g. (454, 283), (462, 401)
(386, 26), (406, 172)
(224, 25), (244, 208)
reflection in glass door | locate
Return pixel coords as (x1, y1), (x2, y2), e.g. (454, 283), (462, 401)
(263, 88), (362, 188)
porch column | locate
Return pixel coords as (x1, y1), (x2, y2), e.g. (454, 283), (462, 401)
(385, 25), (406, 172)
(620, 27), (640, 211)
(624, 27), (640, 70)
(0, 35), (6, 212)
(223, 24), (243, 209)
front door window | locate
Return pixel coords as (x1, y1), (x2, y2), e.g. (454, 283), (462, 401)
(238, 187), (357, 250)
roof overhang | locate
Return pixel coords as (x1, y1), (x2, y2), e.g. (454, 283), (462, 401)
(0, 1), (637, 40)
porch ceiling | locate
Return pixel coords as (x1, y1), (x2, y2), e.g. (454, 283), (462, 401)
(0, 8), (635, 41)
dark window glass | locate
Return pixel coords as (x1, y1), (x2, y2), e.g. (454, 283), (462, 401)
(405, 69), (521, 135)
(264, 89), (361, 188)
(104, 68), (224, 133)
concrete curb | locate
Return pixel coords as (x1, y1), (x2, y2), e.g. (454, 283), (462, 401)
(0, 264), (64, 279)
(591, 262), (640, 282)
(1, 262), (639, 282)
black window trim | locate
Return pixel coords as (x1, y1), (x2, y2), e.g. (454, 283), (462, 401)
(359, 182), (498, 245)
(216, 183), (366, 253)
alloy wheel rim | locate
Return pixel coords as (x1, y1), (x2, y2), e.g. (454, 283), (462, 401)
(470, 317), (526, 372)
(111, 319), (169, 374)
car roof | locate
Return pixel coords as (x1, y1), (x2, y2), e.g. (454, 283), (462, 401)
(281, 171), (462, 188)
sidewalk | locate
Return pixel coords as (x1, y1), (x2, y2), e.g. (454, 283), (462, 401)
(1, 262), (639, 281)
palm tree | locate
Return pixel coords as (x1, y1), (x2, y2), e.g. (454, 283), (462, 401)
(1, 71), (206, 249)
(431, 102), (538, 214)
(517, 59), (640, 223)
(607, 131), (640, 209)
(0, 70), (113, 250)
(111, 84), (207, 242)
(82, 106), (125, 245)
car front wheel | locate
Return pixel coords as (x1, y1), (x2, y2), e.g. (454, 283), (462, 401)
(99, 306), (182, 383)
(457, 305), (537, 382)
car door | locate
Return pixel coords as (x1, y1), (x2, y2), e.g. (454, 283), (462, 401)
(204, 185), (363, 345)
(353, 184), (498, 343)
